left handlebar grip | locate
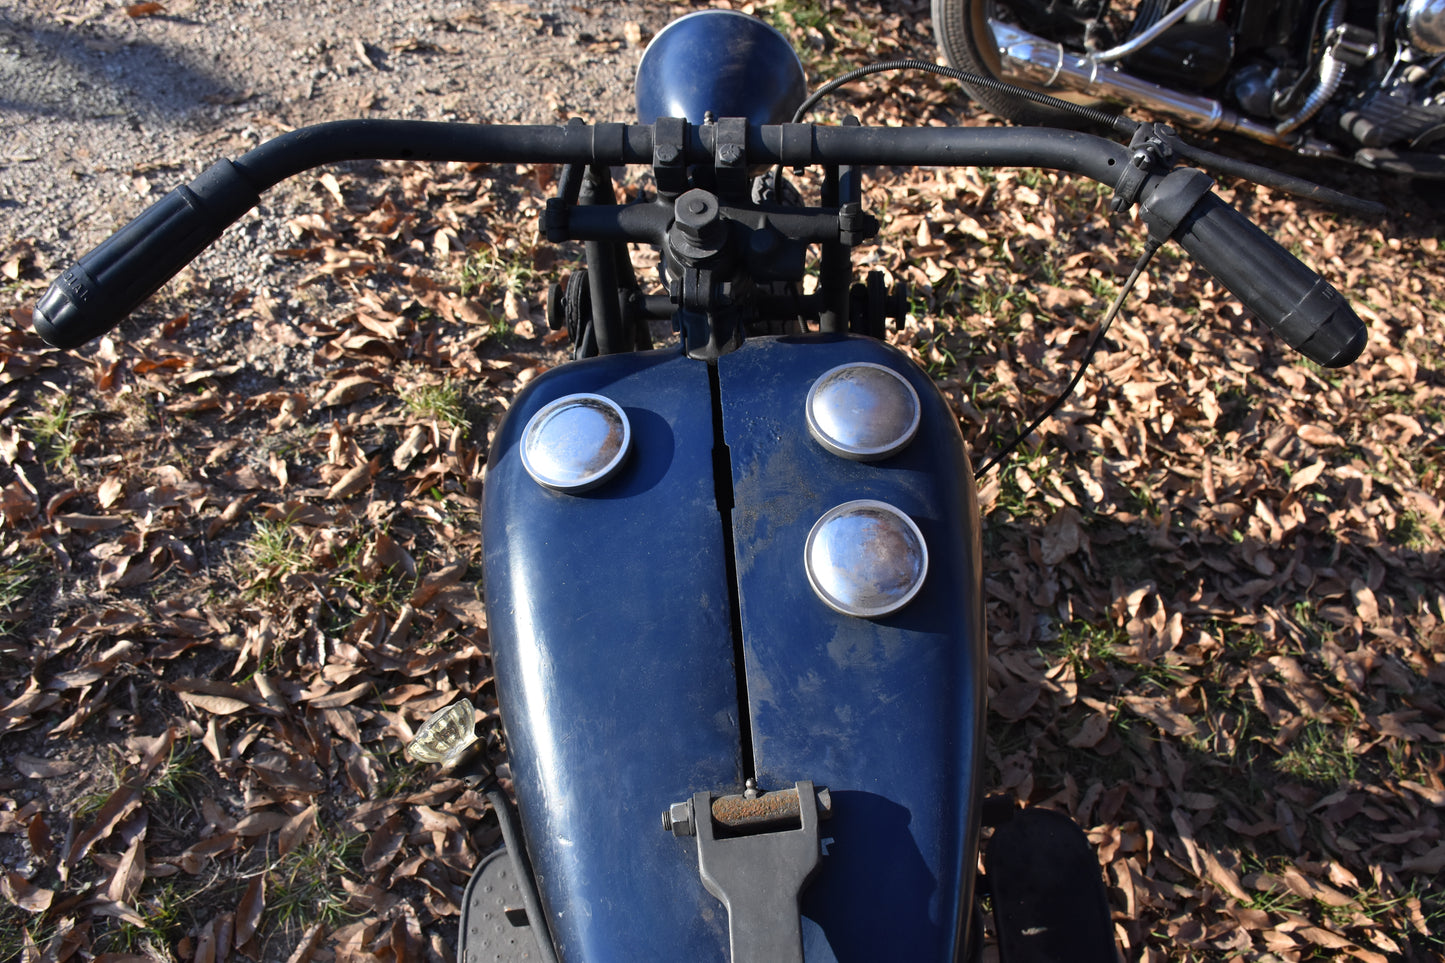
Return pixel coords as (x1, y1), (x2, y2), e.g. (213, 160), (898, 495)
(33, 159), (260, 349)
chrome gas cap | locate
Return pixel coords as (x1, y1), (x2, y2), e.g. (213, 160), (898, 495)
(804, 500), (928, 618)
(521, 393), (632, 492)
(806, 362), (920, 461)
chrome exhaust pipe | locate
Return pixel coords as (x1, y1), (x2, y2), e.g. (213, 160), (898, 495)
(989, 20), (1332, 153)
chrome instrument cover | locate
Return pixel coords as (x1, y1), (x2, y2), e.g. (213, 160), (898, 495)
(806, 362), (921, 461)
(804, 499), (929, 618)
(520, 393), (632, 492)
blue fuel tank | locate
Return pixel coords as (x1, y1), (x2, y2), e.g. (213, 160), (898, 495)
(482, 335), (985, 961)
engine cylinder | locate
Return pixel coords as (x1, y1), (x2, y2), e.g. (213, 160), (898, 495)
(1405, 0), (1445, 55)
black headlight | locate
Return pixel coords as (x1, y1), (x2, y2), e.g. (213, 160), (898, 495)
(635, 10), (808, 126)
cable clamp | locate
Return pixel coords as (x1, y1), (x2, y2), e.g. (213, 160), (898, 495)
(1110, 122), (1178, 213)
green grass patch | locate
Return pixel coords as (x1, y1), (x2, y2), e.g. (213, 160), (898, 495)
(1388, 509), (1440, 552)
(403, 377), (468, 429)
(1276, 718), (1359, 785)
(147, 737), (211, 819)
(0, 541), (41, 630)
(244, 517), (312, 597)
(26, 392), (85, 475)
(95, 879), (194, 958)
(1052, 620), (1124, 679)
(460, 245), (536, 300)
(266, 829), (365, 937)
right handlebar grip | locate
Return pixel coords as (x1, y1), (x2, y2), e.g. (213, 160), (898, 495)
(1170, 192), (1366, 368)
(33, 159), (260, 350)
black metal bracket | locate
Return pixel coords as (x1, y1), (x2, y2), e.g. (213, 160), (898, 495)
(653, 116), (689, 196)
(714, 117), (749, 200)
(663, 780), (830, 963)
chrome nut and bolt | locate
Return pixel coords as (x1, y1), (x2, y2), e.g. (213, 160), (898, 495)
(662, 800), (696, 837)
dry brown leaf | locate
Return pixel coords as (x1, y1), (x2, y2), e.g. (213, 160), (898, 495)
(178, 691), (252, 715)
(1289, 461), (1327, 492)
(0, 871), (53, 912)
(279, 804), (319, 857)
(1067, 713), (1109, 748)
(53, 513), (126, 532)
(362, 812), (405, 872)
(235, 874), (265, 948)
(319, 374), (379, 407)
(12, 754), (80, 778)
(96, 474), (125, 508)
(306, 681), (373, 709)
(284, 922), (327, 963)
(66, 729), (174, 866)
(105, 830), (146, 904)
(319, 172), (347, 207)
(202, 717), (228, 762)
(1297, 424), (1345, 447)
(432, 584), (487, 626)
(235, 812), (291, 837)
(1040, 507), (1084, 565)
(410, 558), (468, 607)
(991, 681), (1041, 722)
(1199, 848), (1249, 901)
(328, 461), (374, 500)
(1120, 695), (1199, 739)
(1399, 843), (1445, 874)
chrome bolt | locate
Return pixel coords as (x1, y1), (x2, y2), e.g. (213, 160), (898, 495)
(666, 800), (695, 837)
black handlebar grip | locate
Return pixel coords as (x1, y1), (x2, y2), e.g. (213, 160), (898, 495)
(33, 159), (261, 350)
(1165, 192), (1366, 367)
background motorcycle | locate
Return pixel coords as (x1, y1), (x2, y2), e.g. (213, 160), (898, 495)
(931, 0), (1445, 183)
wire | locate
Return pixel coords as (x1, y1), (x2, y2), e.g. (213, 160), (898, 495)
(790, 59), (1138, 137)
(972, 238), (1162, 479)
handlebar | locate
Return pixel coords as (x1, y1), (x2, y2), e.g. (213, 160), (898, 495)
(32, 119), (1366, 366)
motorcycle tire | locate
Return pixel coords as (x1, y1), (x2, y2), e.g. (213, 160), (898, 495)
(930, 0), (1081, 127)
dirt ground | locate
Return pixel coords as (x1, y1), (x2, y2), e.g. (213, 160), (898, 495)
(2, 0), (679, 260)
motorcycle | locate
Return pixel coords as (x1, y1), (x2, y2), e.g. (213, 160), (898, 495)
(931, 0), (1445, 182)
(31, 9), (1366, 962)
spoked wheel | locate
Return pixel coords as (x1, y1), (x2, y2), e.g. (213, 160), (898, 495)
(929, 0), (1109, 126)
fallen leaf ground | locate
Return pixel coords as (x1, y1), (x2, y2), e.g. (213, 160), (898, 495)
(1, 2), (1443, 961)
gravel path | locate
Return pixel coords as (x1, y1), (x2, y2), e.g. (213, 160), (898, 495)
(2, 0), (674, 267)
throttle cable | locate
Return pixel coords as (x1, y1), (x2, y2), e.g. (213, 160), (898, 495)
(971, 238), (1162, 478)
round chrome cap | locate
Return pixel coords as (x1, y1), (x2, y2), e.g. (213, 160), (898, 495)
(805, 500), (928, 618)
(806, 362), (920, 461)
(521, 393), (631, 492)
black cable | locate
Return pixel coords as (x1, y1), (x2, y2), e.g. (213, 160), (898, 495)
(972, 238), (1162, 479)
(790, 59), (1138, 137)
(1170, 138), (1386, 215)
(484, 787), (560, 963)
(1274, 0), (1335, 114)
